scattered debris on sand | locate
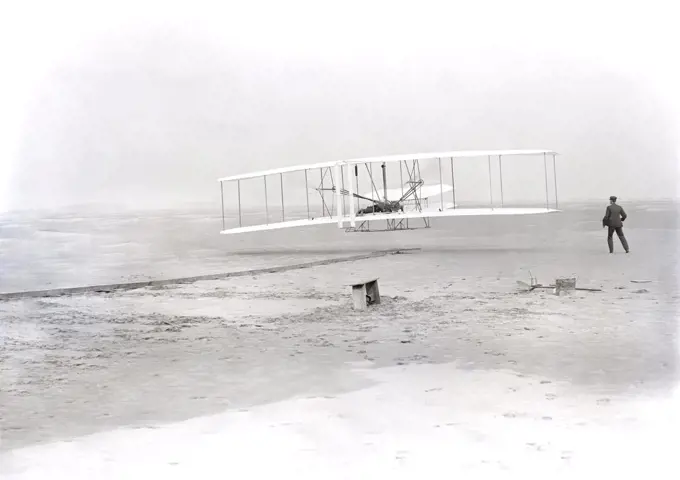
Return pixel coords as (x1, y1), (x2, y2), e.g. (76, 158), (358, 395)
(516, 272), (602, 294)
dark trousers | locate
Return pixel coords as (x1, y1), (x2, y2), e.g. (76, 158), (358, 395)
(607, 226), (629, 253)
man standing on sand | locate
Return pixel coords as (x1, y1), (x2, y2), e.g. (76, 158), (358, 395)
(602, 195), (630, 253)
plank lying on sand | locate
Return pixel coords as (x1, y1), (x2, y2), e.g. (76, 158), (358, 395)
(0, 248), (420, 300)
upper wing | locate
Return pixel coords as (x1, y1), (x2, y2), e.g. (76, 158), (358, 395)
(217, 160), (338, 183)
(343, 149), (558, 167)
(219, 149), (559, 183)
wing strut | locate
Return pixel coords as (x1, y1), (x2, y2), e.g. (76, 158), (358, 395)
(381, 162), (387, 201)
(450, 157), (456, 209)
(553, 153), (559, 209)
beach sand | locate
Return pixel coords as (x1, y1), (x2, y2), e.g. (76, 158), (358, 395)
(1, 203), (679, 477)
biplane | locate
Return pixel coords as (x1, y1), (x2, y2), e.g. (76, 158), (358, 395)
(218, 149), (560, 234)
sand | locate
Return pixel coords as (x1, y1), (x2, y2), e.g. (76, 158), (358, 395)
(2, 364), (678, 479)
(1, 203), (679, 477)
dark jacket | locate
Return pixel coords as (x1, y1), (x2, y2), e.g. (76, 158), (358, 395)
(603, 203), (627, 228)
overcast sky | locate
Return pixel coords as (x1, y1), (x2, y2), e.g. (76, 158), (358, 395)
(0, 0), (678, 212)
